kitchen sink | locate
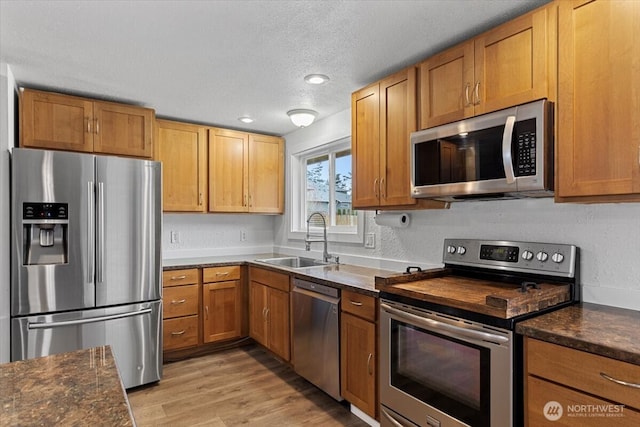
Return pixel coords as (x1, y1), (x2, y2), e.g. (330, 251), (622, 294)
(255, 256), (328, 268)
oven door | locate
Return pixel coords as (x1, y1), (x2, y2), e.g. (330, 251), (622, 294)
(380, 300), (513, 427)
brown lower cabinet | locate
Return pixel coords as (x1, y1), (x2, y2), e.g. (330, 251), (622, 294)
(248, 267), (290, 361)
(162, 265), (247, 358)
(341, 290), (378, 419)
(202, 266), (242, 343)
(524, 337), (640, 426)
(162, 268), (200, 351)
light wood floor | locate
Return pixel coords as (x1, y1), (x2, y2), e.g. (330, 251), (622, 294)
(127, 345), (369, 427)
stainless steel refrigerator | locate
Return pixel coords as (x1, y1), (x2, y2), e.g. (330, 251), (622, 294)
(10, 148), (162, 389)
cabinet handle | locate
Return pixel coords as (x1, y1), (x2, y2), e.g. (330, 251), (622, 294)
(171, 330), (186, 336)
(170, 275), (187, 281)
(95, 119), (99, 134)
(248, 194), (252, 207)
(380, 178), (386, 199)
(600, 372), (640, 389)
(170, 299), (186, 305)
(87, 118), (91, 133)
(243, 194), (248, 207)
(215, 272), (229, 277)
(262, 307), (267, 319)
(205, 305), (209, 320)
(265, 307), (270, 319)
(349, 300), (363, 307)
(367, 353), (373, 375)
(199, 192), (203, 206)
(373, 178), (379, 199)
(464, 82), (471, 107)
(473, 81), (481, 105)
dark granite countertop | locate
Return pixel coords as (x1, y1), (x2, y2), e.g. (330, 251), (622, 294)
(163, 254), (401, 296)
(516, 302), (640, 366)
(0, 346), (135, 426)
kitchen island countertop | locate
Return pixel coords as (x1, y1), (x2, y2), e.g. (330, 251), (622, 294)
(516, 302), (640, 365)
(163, 254), (409, 296)
(0, 346), (135, 426)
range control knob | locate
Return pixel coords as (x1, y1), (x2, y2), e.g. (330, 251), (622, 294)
(522, 250), (534, 261)
(551, 252), (565, 263)
(457, 246), (466, 255)
(447, 245), (457, 254)
(536, 251), (549, 262)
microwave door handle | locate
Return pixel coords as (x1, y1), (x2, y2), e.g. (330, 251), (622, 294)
(502, 115), (516, 184)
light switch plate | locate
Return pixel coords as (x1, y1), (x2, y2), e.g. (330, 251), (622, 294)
(364, 233), (375, 249)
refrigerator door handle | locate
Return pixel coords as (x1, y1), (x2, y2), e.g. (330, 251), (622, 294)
(27, 308), (153, 329)
(87, 181), (95, 283)
(96, 182), (105, 284)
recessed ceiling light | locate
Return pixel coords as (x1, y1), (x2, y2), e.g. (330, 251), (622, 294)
(238, 116), (254, 124)
(304, 74), (330, 85)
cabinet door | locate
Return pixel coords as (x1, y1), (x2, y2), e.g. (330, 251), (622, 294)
(156, 120), (207, 212)
(419, 41), (474, 129)
(20, 89), (94, 152)
(248, 134), (284, 213)
(267, 288), (290, 362)
(249, 281), (268, 347)
(202, 280), (242, 343)
(474, 6), (550, 115)
(93, 101), (154, 158)
(380, 67), (419, 207)
(352, 83), (381, 208)
(556, 0), (640, 201)
(208, 128), (248, 212)
(341, 312), (376, 418)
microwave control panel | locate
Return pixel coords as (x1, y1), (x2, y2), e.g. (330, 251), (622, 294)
(515, 118), (536, 177)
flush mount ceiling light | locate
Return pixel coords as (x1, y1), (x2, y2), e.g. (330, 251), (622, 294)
(287, 109), (318, 127)
(238, 116), (254, 124)
(304, 74), (330, 85)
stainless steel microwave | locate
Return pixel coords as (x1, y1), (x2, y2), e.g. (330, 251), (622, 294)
(411, 99), (554, 201)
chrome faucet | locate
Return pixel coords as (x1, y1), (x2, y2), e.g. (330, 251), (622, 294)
(305, 212), (338, 264)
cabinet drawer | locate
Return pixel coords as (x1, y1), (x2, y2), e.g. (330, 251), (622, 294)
(163, 284), (199, 319)
(526, 338), (640, 411)
(162, 268), (199, 287)
(249, 266), (289, 292)
(163, 316), (198, 350)
(203, 265), (241, 283)
(341, 289), (376, 322)
(527, 375), (640, 426)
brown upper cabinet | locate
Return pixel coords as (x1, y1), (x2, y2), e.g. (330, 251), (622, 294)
(155, 119), (208, 212)
(208, 128), (284, 213)
(352, 67), (446, 210)
(20, 88), (154, 158)
(419, 4), (556, 129)
(555, 0), (640, 202)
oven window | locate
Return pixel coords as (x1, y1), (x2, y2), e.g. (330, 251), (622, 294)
(391, 320), (490, 427)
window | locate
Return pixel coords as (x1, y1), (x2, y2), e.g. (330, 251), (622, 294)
(290, 137), (363, 243)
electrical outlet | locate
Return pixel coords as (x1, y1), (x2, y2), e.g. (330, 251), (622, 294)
(240, 230), (247, 242)
(364, 233), (375, 249)
(170, 230), (180, 244)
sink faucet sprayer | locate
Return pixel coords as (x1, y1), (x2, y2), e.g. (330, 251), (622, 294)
(305, 212), (338, 264)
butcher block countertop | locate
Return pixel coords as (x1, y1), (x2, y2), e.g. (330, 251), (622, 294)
(375, 268), (571, 319)
(516, 302), (640, 366)
(0, 346), (135, 426)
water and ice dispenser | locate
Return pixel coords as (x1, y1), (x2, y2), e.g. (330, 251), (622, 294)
(22, 202), (69, 265)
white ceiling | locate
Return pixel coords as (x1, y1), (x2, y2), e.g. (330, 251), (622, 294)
(0, 0), (549, 136)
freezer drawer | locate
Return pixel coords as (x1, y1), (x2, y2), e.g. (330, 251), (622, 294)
(11, 301), (162, 389)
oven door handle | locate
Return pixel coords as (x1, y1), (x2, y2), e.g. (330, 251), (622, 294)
(380, 407), (410, 427)
(381, 303), (509, 345)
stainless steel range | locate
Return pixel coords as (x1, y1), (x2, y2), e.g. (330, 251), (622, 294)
(377, 239), (579, 427)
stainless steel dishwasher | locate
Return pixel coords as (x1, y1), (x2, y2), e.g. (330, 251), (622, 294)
(292, 278), (342, 401)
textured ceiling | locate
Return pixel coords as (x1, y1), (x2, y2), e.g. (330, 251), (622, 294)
(0, 0), (549, 136)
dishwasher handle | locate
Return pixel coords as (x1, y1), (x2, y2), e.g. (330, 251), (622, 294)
(292, 286), (340, 306)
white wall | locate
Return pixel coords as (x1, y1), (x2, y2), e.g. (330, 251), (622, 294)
(163, 213), (276, 259)
(277, 108), (640, 311)
(0, 63), (16, 363)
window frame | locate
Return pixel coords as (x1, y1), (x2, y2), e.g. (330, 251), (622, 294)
(289, 136), (364, 244)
